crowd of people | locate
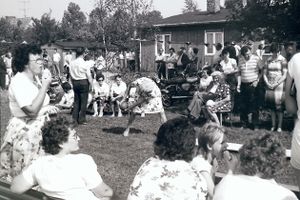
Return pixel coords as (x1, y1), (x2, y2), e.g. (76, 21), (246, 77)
(0, 40), (300, 200)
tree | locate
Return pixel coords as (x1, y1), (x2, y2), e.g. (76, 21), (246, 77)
(30, 13), (58, 45)
(60, 2), (87, 40)
(182, 0), (199, 13)
(0, 17), (24, 43)
(226, 0), (300, 42)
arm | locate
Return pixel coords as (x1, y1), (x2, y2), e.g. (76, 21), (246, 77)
(285, 72), (297, 115)
(200, 171), (214, 200)
(10, 174), (35, 194)
(91, 182), (113, 200)
(86, 68), (94, 92)
(237, 75), (241, 93)
(21, 75), (52, 117)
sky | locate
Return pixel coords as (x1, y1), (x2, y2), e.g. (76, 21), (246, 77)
(0, 0), (225, 21)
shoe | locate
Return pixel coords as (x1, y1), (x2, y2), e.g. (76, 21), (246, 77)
(98, 112), (103, 117)
(141, 112), (145, 117)
(270, 127), (275, 132)
(92, 113), (98, 117)
(277, 128), (282, 132)
(79, 122), (87, 126)
(110, 114), (115, 117)
(117, 113), (123, 117)
(123, 130), (129, 137)
(253, 126), (259, 131)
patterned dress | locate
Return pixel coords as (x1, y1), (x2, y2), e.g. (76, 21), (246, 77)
(264, 55), (287, 111)
(209, 83), (232, 113)
(127, 157), (208, 200)
(131, 77), (164, 114)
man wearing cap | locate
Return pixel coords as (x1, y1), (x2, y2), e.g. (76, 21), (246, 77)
(237, 45), (263, 130)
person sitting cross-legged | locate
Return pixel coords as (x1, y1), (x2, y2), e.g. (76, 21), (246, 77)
(10, 115), (113, 200)
(186, 71), (228, 120)
(92, 73), (110, 117)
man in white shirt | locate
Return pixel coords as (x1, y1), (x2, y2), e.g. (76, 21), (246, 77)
(109, 74), (127, 117)
(52, 48), (61, 77)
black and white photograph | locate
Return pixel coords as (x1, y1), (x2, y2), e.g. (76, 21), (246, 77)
(0, 0), (300, 199)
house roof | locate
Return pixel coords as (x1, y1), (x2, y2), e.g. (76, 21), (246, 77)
(154, 8), (230, 27)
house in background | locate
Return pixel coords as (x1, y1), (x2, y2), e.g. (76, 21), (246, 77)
(41, 41), (116, 72)
(140, 0), (242, 72)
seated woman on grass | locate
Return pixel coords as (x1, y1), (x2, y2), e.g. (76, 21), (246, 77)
(213, 133), (298, 200)
(186, 71), (230, 121)
(127, 117), (208, 200)
(10, 115), (113, 200)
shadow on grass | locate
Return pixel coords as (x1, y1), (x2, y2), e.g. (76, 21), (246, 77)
(102, 127), (144, 135)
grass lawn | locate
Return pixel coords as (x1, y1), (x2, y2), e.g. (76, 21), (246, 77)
(68, 100), (296, 200)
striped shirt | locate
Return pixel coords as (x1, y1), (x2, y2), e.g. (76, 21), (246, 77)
(238, 55), (263, 83)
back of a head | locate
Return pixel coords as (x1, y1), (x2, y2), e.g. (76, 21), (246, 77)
(75, 47), (85, 58)
(216, 43), (223, 51)
(154, 117), (196, 162)
(41, 116), (71, 155)
(239, 133), (285, 179)
(197, 122), (225, 158)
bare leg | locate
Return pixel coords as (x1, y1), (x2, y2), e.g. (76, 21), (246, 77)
(110, 102), (115, 117)
(93, 102), (98, 117)
(206, 108), (220, 125)
(160, 110), (167, 124)
(277, 111), (283, 132)
(123, 112), (136, 136)
(271, 110), (276, 130)
(99, 105), (104, 117)
(116, 100), (123, 117)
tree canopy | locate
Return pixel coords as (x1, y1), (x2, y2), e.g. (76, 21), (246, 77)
(226, 0), (300, 42)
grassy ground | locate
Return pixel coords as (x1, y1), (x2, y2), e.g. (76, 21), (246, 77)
(0, 72), (297, 199)
(67, 99), (296, 200)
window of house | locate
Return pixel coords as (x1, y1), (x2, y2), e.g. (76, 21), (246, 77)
(204, 31), (224, 55)
(155, 34), (171, 54)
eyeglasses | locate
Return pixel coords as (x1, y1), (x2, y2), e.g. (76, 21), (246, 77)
(30, 59), (43, 65)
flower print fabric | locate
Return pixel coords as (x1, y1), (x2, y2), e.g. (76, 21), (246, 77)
(127, 157), (208, 200)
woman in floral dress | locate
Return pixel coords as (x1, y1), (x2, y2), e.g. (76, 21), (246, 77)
(205, 72), (232, 125)
(122, 75), (167, 136)
(127, 117), (208, 200)
(263, 43), (287, 132)
(0, 44), (58, 181)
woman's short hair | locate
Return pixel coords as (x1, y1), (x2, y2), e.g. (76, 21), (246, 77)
(12, 43), (42, 73)
(221, 47), (231, 56)
(270, 43), (280, 53)
(41, 116), (72, 155)
(75, 47), (85, 57)
(239, 133), (285, 179)
(154, 117), (196, 162)
(96, 72), (105, 81)
(240, 46), (251, 57)
(197, 122), (225, 159)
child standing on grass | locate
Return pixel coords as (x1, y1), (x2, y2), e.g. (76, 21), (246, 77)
(191, 123), (233, 200)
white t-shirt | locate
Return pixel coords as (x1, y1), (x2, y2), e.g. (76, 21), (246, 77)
(213, 174), (298, 200)
(220, 58), (237, 74)
(127, 157), (208, 200)
(9, 72), (50, 117)
(110, 81), (127, 97)
(23, 154), (103, 200)
(53, 52), (61, 63)
(93, 80), (110, 98)
(190, 155), (213, 176)
(70, 57), (90, 80)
